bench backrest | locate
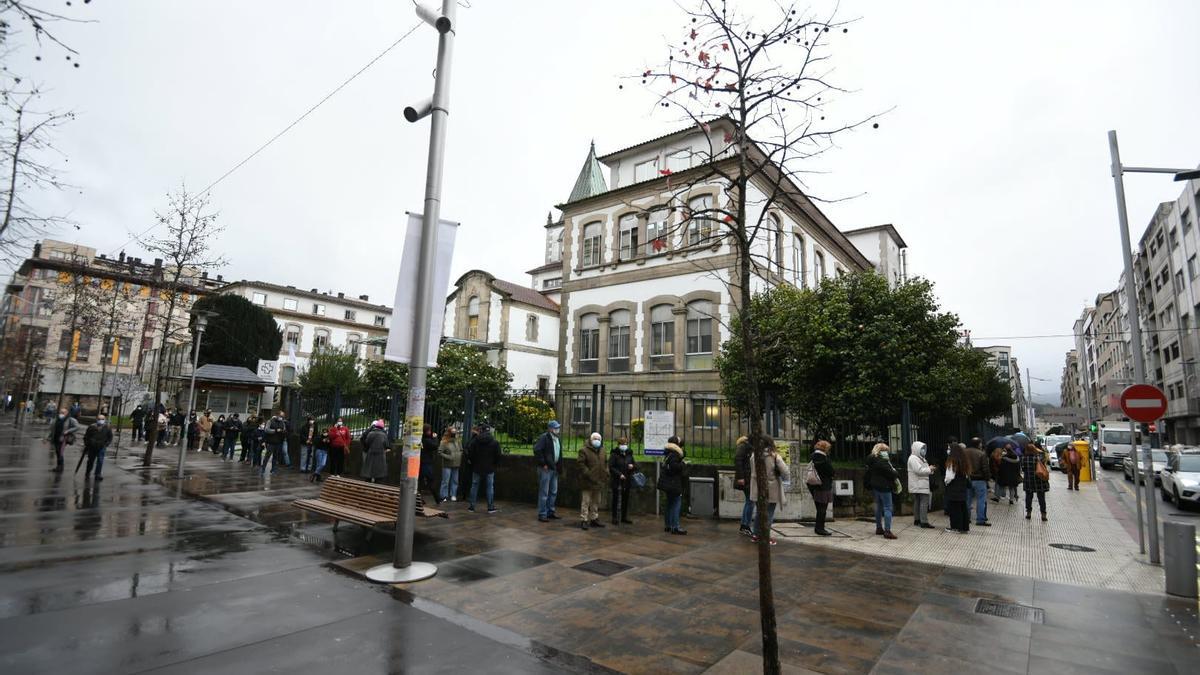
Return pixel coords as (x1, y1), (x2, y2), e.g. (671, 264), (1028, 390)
(318, 476), (400, 519)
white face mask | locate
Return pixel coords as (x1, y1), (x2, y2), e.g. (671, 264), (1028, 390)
(591, 440), (602, 449)
(618, 445), (628, 451)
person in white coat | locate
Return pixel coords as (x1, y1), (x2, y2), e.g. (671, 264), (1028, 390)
(908, 441), (934, 529)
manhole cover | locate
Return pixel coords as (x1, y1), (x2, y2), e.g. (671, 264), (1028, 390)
(974, 599), (1045, 624)
(572, 559), (633, 577)
(1048, 543), (1096, 552)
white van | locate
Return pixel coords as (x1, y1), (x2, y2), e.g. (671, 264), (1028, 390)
(1097, 422), (1135, 469)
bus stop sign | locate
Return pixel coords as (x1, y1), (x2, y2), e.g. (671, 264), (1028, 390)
(1119, 384), (1167, 424)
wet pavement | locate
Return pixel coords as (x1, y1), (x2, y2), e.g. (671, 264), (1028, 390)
(0, 422), (566, 674)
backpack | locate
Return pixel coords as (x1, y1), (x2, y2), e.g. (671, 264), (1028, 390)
(804, 460), (822, 486)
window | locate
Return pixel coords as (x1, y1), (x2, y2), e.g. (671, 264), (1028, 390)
(793, 233), (807, 287)
(644, 396), (668, 412)
(283, 298), (298, 311)
(814, 251), (826, 281)
(772, 215), (784, 274)
(1184, 208), (1194, 234)
(691, 397), (721, 429)
(581, 222), (603, 266)
(571, 394), (592, 427)
(1170, 228), (1179, 250)
(285, 325), (300, 345)
(466, 296), (480, 339)
(344, 309), (357, 322)
(1189, 255), (1198, 280)
(666, 149), (691, 173)
(313, 329), (330, 351)
(1172, 342), (1181, 360)
(74, 332), (92, 362)
(650, 304), (675, 371)
(618, 213), (639, 261)
(374, 315), (386, 327)
(687, 195), (714, 246)
(646, 207), (669, 255)
(537, 376), (549, 398)
(102, 336), (132, 365)
(1176, 271), (1186, 293)
(579, 313), (600, 373)
(612, 397), (632, 432)
(252, 292), (267, 306)
(312, 303), (326, 317)
(542, 277), (562, 290)
(57, 329), (73, 359)
(526, 314), (539, 341)
(686, 300), (714, 370)
(608, 309), (630, 373)
(347, 334), (362, 357)
(634, 159), (657, 182)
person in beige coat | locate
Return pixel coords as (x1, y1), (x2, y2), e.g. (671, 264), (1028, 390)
(749, 437), (790, 545)
(197, 411), (214, 452)
(578, 431), (608, 530)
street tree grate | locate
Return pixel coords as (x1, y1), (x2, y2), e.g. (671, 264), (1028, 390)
(1048, 543), (1097, 552)
(974, 599), (1045, 624)
(573, 559), (633, 577)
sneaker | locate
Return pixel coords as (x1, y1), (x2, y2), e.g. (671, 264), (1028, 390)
(919, 523), (935, 529)
(875, 527), (884, 536)
(815, 529), (832, 536)
(739, 525), (752, 537)
(538, 516), (549, 523)
(580, 521), (589, 530)
(450, 496), (458, 502)
(883, 531), (897, 540)
(768, 538), (777, 546)
(94, 476), (103, 481)
(467, 506), (475, 512)
(945, 527), (957, 532)
(976, 522), (991, 527)
(1041, 513), (1048, 522)
(670, 528), (688, 536)
(547, 513), (561, 520)
(1025, 512), (1031, 520)
(487, 508), (498, 514)
(913, 521), (921, 526)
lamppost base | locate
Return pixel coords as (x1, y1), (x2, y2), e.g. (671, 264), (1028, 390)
(365, 561), (437, 583)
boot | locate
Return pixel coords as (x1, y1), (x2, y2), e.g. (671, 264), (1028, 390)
(1041, 513), (1048, 522)
(883, 531), (897, 540)
(621, 518), (634, 524)
(580, 521), (589, 530)
(875, 527), (884, 535)
(1025, 511), (1031, 520)
(589, 519), (605, 528)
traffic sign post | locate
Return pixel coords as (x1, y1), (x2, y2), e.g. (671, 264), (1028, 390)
(1120, 385), (1164, 564)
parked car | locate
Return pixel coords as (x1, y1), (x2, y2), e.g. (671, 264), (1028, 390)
(1161, 452), (1200, 510)
(1097, 423), (1135, 469)
(1123, 449), (1168, 485)
(1050, 441), (1071, 471)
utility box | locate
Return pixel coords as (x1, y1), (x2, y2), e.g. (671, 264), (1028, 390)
(689, 477), (715, 518)
(1164, 521), (1198, 598)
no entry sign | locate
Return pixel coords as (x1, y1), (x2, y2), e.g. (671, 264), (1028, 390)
(1119, 384), (1167, 424)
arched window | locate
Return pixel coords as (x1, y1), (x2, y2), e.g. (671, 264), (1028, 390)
(579, 313), (600, 373)
(608, 309), (631, 373)
(687, 195), (714, 246)
(313, 328), (330, 351)
(646, 207), (669, 255)
(813, 251), (826, 282)
(281, 365), (297, 384)
(771, 214), (784, 274)
(792, 233), (807, 288)
(346, 332), (362, 357)
(686, 300), (714, 370)
(582, 222), (602, 266)
(284, 324), (301, 346)
(467, 295), (480, 340)
(649, 304), (674, 371)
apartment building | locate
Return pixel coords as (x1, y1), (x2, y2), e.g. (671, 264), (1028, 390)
(978, 345), (1030, 431)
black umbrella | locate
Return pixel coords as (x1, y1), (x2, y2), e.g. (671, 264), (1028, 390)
(985, 436), (1012, 451)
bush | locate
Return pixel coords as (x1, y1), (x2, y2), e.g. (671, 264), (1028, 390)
(510, 396), (555, 443)
(630, 418), (645, 443)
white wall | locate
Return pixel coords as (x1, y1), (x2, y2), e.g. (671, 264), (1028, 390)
(508, 305), (559, 352)
(506, 349), (557, 390)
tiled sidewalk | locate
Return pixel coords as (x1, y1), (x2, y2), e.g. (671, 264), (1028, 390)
(773, 471), (1165, 594)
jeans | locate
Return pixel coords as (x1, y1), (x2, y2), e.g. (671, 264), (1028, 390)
(1000, 484), (1018, 500)
(753, 502), (777, 537)
(873, 489), (893, 531)
(299, 444), (313, 472)
(537, 467), (558, 518)
(282, 439), (291, 466)
(440, 466), (459, 501)
(223, 435), (238, 460)
(85, 446), (106, 477)
(970, 480), (989, 523)
(740, 489), (755, 529)
(665, 493), (682, 531)
(912, 493), (930, 524)
(53, 439), (66, 469)
(470, 472), (495, 510)
(313, 448), (328, 475)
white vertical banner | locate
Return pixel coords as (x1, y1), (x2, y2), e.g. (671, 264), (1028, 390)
(385, 212), (459, 367)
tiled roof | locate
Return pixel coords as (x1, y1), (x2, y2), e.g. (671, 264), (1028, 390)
(492, 278), (559, 312)
(566, 141), (609, 203)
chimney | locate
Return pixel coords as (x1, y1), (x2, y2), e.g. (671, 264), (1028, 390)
(310, 288), (318, 293)
(98, 253), (107, 260)
(32, 243), (41, 258)
(153, 258), (162, 269)
(216, 274), (223, 282)
(118, 251), (125, 263)
(358, 294), (369, 301)
(201, 271), (208, 279)
(337, 292), (344, 299)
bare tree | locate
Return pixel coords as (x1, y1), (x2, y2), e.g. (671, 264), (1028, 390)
(626, 3), (883, 672)
(139, 187), (225, 465)
(47, 248), (102, 410)
(93, 276), (139, 414)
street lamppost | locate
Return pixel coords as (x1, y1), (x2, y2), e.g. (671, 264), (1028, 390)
(1107, 129), (1199, 565)
(177, 309), (218, 480)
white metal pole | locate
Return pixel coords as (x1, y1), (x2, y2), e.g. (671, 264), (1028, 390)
(366, 0), (456, 584)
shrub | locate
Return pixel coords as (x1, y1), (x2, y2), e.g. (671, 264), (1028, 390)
(630, 418), (644, 443)
(510, 396), (555, 443)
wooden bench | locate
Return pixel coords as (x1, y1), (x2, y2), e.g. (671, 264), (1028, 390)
(293, 476), (447, 535)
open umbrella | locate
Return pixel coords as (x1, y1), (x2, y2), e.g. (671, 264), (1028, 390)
(985, 436), (1012, 451)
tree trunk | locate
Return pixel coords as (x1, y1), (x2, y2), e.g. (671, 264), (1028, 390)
(55, 314), (78, 412)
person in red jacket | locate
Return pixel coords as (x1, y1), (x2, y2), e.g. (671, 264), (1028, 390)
(328, 417), (351, 476)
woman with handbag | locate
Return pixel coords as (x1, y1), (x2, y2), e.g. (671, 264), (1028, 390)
(865, 443), (898, 539)
(750, 437), (791, 545)
(608, 437), (636, 526)
(807, 440), (835, 536)
(1020, 442), (1050, 521)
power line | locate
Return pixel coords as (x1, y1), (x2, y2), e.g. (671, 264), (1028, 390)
(112, 22), (424, 256)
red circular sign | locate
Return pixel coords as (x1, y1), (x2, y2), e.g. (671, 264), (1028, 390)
(1119, 384), (1167, 424)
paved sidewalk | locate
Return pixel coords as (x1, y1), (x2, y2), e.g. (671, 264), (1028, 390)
(773, 471), (1165, 593)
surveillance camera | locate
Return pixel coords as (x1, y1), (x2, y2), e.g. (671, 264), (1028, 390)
(404, 97), (434, 123)
(415, 3), (452, 34)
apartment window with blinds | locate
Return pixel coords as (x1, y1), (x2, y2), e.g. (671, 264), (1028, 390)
(608, 309), (630, 373)
(686, 300), (714, 370)
(687, 195), (714, 246)
(650, 304), (674, 371)
(579, 313), (600, 373)
(618, 213), (639, 261)
(646, 207), (669, 255)
(582, 222), (603, 266)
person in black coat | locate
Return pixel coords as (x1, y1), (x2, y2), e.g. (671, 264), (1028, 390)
(734, 436), (754, 536)
(608, 437), (636, 525)
(222, 414), (243, 461)
(130, 405), (146, 442)
(944, 443), (972, 533)
(420, 424), (441, 503)
(467, 427), (501, 513)
(657, 437), (687, 535)
(864, 443), (899, 539)
(82, 415), (114, 481)
(809, 440), (835, 536)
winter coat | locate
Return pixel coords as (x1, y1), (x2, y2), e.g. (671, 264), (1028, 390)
(130, 407), (145, 422)
(468, 432), (502, 475)
(1020, 448), (1050, 493)
(609, 447), (636, 484)
(212, 420), (225, 438)
(533, 431), (563, 473)
(421, 433), (439, 465)
(734, 437), (752, 488)
(656, 443), (686, 496)
(360, 427), (390, 479)
(907, 443), (932, 495)
(199, 415), (213, 434)
(329, 425), (351, 452)
(944, 464), (971, 502)
(83, 422), (113, 450)
(998, 449), (1021, 487)
(965, 446), (991, 481)
(438, 438), (463, 468)
(577, 443), (607, 489)
(864, 454), (897, 492)
(48, 416), (80, 444)
(265, 416), (287, 446)
(808, 450), (835, 503)
(750, 451), (791, 506)
(301, 421), (316, 445)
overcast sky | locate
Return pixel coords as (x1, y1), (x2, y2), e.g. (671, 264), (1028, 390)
(12, 0), (1200, 405)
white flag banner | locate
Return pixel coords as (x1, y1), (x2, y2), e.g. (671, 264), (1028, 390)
(287, 343), (297, 365)
(385, 212), (459, 368)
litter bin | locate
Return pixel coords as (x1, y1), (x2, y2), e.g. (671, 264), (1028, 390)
(689, 477), (715, 518)
(1071, 440), (1093, 482)
(1163, 521), (1198, 598)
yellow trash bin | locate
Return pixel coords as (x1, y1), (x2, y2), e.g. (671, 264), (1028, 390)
(1071, 440), (1093, 482)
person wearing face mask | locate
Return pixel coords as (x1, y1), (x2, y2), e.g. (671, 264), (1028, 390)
(533, 420), (563, 522)
(328, 417), (351, 477)
(467, 425), (501, 514)
(865, 442), (898, 539)
(46, 407), (81, 472)
(907, 441), (934, 529)
(608, 436), (636, 525)
(438, 426), (463, 502)
(82, 414), (114, 481)
(577, 432), (607, 530)
(749, 437), (791, 546)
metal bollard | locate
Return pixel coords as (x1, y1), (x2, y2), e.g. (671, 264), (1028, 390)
(1163, 521), (1198, 598)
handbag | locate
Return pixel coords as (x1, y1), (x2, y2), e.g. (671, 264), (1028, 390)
(893, 478), (903, 494)
(1035, 459), (1049, 482)
(804, 461), (821, 486)
(631, 471), (647, 489)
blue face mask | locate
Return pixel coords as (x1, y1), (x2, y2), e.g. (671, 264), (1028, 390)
(591, 440), (602, 449)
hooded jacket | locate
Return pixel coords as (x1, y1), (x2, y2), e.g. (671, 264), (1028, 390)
(577, 441), (607, 489)
(734, 436), (752, 487)
(468, 430), (502, 475)
(907, 442), (932, 495)
(656, 443), (686, 495)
